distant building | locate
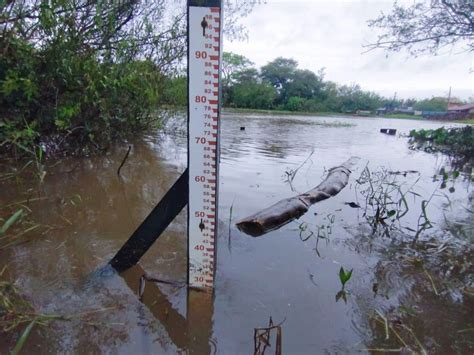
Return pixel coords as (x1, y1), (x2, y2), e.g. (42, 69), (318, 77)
(447, 98), (464, 110)
(376, 107), (386, 115)
(447, 103), (474, 114)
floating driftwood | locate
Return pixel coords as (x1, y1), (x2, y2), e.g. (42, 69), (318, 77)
(236, 157), (360, 237)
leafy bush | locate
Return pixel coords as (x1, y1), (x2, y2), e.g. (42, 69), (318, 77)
(409, 126), (474, 157)
(0, 0), (186, 156)
(231, 82), (276, 109)
(285, 96), (305, 111)
(1, 35), (163, 155)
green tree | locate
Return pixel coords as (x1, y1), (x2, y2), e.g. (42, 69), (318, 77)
(222, 52), (254, 86)
(232, 82), (276, 109)
(162, 76), (187, 107)
(260, 57), (298, 104)
(335, 84), (383, 112)
(413, 97), (448, 112)
(221, 52), (254, 105)
(285, 69), (324, 101)
(285, 96), (305, 111)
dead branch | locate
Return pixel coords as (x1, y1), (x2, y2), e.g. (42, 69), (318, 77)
(117, 145), (132, 176)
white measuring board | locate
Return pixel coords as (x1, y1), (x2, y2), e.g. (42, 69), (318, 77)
(188, 4), (222, 290)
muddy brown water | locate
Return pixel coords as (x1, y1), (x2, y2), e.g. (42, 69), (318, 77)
(0, 113), (473, 354)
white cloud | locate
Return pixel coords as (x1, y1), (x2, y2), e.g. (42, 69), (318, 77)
(224, 0), (474, 100)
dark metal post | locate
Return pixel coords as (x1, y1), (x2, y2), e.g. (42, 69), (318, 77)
(110, 169), (189, 272)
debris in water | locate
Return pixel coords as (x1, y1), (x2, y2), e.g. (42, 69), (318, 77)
(254, 316), (285, 355)
(380, 128), (397, 135)
(344, 202), (361, 208)
(237, 157), (360, 237)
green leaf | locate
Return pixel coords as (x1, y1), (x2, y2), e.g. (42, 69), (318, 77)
(387, 210), (396, 217)
(339, 267), (353, 288)
(11, 319), (37, 355)
(452, 171), (460, 179)
(0, 209), (23, 236)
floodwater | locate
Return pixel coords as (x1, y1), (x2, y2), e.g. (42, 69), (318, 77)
(1, 112), (473, 354)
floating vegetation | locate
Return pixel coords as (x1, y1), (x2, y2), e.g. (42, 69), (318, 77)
(339, 266), (353, 289)
(0, 208), (48, 250)
(0, 265), (64, 353)
(409, 126), (474, 168)
(335, 266), (353, 303)
(311, 120), (355, 128)
(369, 309), (428, 355)
(1, 265), (118, 353)
(354, 165), (436, 239)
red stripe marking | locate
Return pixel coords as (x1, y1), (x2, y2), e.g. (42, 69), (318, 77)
(213, 91), (219, 96)
(214, 18), (219, 23)
(209, 100), (218, 105)
(213, 37), (219, 42)
(214, 28), (220, 33)
(212, 125), (218, 129)
(213, 46), (219, 51)
(211, 164), (216, 168)
(210, 7), (219, 13)
(213, 74), (218, 79)
(211, 208), (215, 211)
(207, 214), (215, 218)
(212, 133), (217, 138)
(212, 109), (218, 113)
(207, 248), (214, 252)
(208, 179), (216, 183)
(210, 55), (219, 61)
(208, 141), (217, 146)
(213, 83), (219, 88)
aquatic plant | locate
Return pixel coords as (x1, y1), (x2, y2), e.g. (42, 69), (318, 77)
(339, 267), (353, 289)
(409, 126), (474, 161)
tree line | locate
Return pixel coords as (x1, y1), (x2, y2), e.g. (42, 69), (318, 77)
(166, 52), (456, 113)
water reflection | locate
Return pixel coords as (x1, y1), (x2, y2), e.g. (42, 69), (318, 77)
(121, 264), (214, 354)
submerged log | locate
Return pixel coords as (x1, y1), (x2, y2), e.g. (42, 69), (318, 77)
(235, 157), (360, 237)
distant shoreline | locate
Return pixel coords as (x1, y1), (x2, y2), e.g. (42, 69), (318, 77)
(223, 107), (474, 125)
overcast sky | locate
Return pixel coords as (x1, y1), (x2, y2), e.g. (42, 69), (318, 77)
(223, 0), (473, 101)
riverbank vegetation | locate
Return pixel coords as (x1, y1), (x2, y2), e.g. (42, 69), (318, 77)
(0, 1), (256, 158)
(0, 0), (190, 157)
(218, 52), (469, 117)
(409, 126), (474, 167)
